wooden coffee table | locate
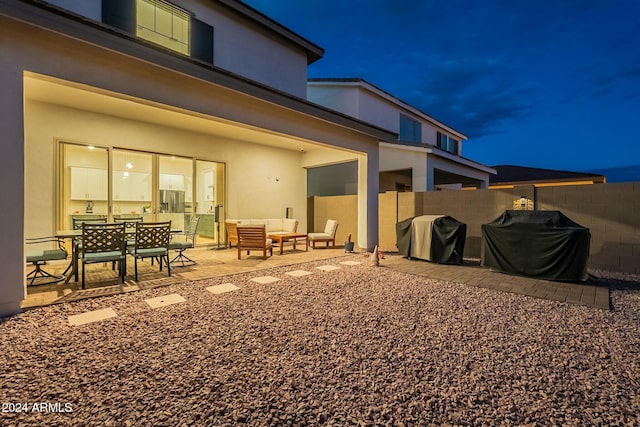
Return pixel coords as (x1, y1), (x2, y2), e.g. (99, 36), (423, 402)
(268, 232), (308, 255)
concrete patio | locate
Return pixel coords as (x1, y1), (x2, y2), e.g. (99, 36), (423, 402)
(23, 245), (347, 309)
(24, 244), (611, 310)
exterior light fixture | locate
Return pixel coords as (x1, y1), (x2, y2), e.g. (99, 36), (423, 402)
(520, 195), (527, 209)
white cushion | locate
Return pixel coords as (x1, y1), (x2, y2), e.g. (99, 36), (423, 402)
(308, 232), (331, 240)
(266, 218), (283, 232)
(324, 219), (338, 236)
(283, 218), (298, 232)
(229, 218), (297, 232)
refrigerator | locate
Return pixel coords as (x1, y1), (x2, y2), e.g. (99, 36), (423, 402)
(159, 190), (185, 213)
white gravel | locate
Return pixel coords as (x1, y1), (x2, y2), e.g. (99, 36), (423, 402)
(1, 254), (639, 426)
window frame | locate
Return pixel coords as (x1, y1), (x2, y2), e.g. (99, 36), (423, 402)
(399, 114), (422, 145)
(436, 132), (459, 155)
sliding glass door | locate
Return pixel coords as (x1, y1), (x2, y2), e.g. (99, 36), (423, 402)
(158, 155), (192, 232)
(60, 143), (109, 230)
(112, 149), (153, 220)
(195, 160), (225, 246)
(59, 142), (225, 247)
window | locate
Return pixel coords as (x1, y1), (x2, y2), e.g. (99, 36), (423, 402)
(437, 132), (459, 155)
(136, 0), (190, 55)
(58, 142), (225, 245)
(399, 114), (422, 145)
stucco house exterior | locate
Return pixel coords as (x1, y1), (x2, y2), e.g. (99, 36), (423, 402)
(1, 0), (396, 316)
(307, 78), (495, 192)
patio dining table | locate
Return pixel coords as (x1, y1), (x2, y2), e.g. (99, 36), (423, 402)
(55, 227), (183, 284)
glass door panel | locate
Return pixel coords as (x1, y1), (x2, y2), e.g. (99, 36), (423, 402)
(60, 143), (109, 230)
(158, 155), (193, 232)
(195, 160), (225, 247)
(112, 149), (153, 221)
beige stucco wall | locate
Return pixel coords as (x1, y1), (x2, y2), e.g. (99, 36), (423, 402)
(45, 0), (311, 98)
(0, 11), (382, 317)
(379, 143), (428, 192)
(24, 100), (310, 235)
(180, 0), (311, 97)
(372, 184), (640, 274)
(309, 195), (358, 248)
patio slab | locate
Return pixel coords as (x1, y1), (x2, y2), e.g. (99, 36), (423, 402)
(383, 256), (610, 310)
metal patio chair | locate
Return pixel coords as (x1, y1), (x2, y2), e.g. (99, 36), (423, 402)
(80, 222), (127, 289)
(129, 221), (172, 281)
(169, 216), (200, 266)
(25, 236), (68, 285)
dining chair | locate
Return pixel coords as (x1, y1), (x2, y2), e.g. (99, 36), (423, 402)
(25, 236), (68, 285)
(129, 221), (172, 281)
(169, 216), (200, 266)
(80, 223), (127, 289)
(72, 216), (108, 230)
(113, 216), (144, 248)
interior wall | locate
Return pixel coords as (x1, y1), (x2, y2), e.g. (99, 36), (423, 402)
(24, 100), (309, 234)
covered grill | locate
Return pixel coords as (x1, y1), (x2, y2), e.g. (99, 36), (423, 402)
(396, 215), (466, 265)
(481, 210), (590, 281)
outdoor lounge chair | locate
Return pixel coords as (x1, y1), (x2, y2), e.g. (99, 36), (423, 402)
(236, 225), (273, 260)
(169, 216), (200, 266)
(307, 219), (339, 248)
(25, 236), (68, 285)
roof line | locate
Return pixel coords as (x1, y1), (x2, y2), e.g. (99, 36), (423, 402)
(2, 0), (394, 142)
(308, 77), (468, 139)
(217, 0), (324, 64)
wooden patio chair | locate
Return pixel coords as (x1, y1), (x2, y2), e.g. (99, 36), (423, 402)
(236, 225), (273, 260)
(225, 220), (239, 248)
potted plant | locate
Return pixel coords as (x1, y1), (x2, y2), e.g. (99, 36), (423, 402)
(344, 233), (355, 253)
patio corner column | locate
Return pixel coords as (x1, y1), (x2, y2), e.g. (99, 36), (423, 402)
(425, 160), (435, 192)
(357, 150), (379, 252)
(0, 68), (25, 317)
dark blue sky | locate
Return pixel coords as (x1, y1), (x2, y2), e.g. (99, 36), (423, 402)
(244, 0), (640, 172)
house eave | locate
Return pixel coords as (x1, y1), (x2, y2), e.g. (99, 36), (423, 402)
(379, 141), (496, 174)
(216, 0), (325, 64)
(1, 0), (395, 142)
(308, 78), (468, 140)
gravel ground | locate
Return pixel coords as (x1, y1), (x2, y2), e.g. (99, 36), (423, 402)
(1, 254), (639, 426)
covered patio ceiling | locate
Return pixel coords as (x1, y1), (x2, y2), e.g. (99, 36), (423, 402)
(434, 168), (485, 188)
(24, 73), (324, 154)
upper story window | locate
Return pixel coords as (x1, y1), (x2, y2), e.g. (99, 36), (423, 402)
(437, 132), (459, 155)
(136, 0), (190, 55)
(399, 114), (422, 145)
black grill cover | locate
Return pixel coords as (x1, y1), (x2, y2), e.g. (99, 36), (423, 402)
(396, 215), (466, 265)
(481, 210), (590, 281)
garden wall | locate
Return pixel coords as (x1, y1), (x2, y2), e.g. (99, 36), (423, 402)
(311, 182), (640, 274)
